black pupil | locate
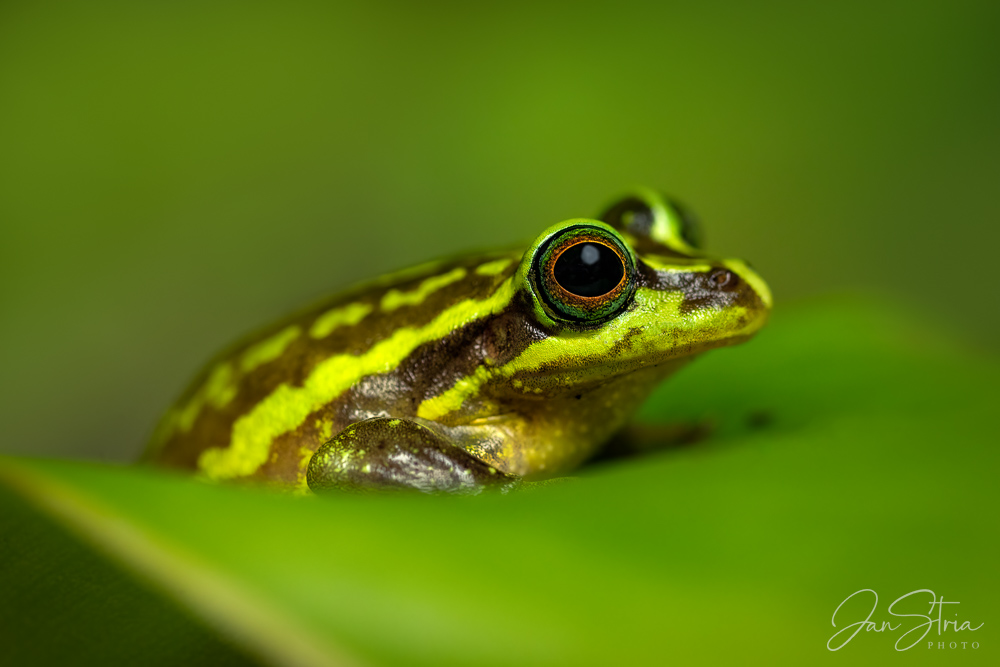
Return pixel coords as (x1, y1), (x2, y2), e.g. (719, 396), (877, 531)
(553, 242), (624, 297)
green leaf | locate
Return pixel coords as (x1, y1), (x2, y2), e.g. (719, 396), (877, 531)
(1, 297), (997, 666)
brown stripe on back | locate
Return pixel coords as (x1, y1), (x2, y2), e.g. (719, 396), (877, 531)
(150, 251), (522, 470)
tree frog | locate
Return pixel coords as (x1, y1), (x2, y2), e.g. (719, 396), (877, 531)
(144, 188), (771, 494)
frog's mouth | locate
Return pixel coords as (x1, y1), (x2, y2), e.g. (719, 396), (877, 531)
(544, 330), (741, 372)
(504, 297), (768, 392)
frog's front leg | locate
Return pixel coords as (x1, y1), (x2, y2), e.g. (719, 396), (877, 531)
(306, 417), (520, 494)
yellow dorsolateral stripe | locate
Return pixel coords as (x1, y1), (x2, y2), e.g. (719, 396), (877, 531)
(416, 365), (496, 421)
(309, 302), (373, 339)
(380, 267), (467, 312)
(154, 326), (303, 449)
(239, 325), (302, 374)
(640, 255), (713, 272)
(145, 362), (238, 458)
(198, 279), (517, 480)
(475, 257), (514, 276)
(176, 363), (238, 433)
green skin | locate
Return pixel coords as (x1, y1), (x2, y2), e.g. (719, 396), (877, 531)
(143, 189), (772, 494)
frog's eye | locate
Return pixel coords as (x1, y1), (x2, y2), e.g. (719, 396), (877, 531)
(532, 225), (636, 325)
(600, 197), (656, 238)
(600, 191), (703, 251)
(669, 198), (702, 250)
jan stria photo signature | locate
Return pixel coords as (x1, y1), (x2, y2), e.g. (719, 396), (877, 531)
(827, 589), (984, 652)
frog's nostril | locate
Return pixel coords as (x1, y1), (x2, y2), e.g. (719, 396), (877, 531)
(708, 269), (735, 289)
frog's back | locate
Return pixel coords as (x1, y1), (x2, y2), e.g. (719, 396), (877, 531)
(144, 251), (522, 488)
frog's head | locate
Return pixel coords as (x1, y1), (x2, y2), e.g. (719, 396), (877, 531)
(507, 187), (771, 391)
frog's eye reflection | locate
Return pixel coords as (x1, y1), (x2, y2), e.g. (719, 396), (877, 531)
(533, 225), (636, 325)
(553, 241), (625, 298)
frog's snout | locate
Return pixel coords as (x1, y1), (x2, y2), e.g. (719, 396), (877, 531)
(718, 258), (773, 311)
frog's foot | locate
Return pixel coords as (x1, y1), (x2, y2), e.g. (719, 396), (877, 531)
(306, 417), (520, 495)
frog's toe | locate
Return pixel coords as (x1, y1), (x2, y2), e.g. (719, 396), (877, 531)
(307, 417), (518, 495)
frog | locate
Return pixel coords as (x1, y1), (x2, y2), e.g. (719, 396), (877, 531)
(143, 188), (771, 494)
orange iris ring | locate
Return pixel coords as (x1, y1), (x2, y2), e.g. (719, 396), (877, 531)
(537, 228), (635, 324)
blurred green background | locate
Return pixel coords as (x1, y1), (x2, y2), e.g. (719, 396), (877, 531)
(1, 0), (998, 462)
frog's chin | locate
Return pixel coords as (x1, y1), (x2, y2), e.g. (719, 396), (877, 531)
(507, 356), (690, 401)
(609, 328), (764, 372)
